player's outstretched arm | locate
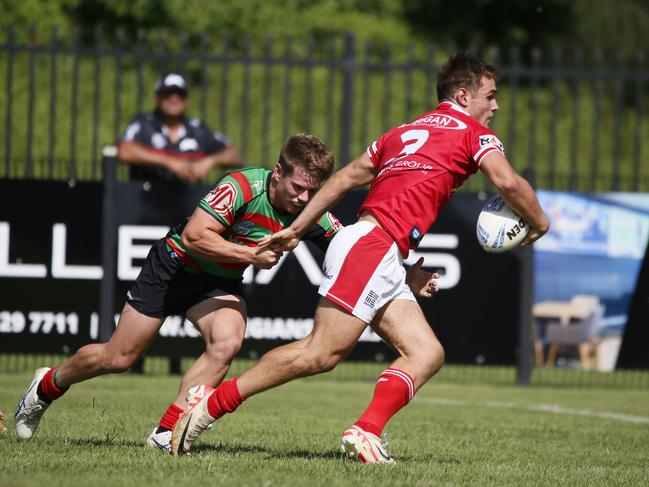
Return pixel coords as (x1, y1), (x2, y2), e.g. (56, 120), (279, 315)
(480, 151), (549, 246)
(258, 152), (376, 250)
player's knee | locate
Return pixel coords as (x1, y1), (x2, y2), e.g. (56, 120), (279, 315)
(205, 337), (242, 365)
(306, 351), (342, 375)
(429, 340), (445, 371)
(410, 337), (444, 376)
(106, 353), (139, 373)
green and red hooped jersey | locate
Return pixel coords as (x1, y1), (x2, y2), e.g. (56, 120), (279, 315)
(165, 167), (343, 279)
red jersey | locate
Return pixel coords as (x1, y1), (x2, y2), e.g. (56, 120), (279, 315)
(360, 101), (505, 257)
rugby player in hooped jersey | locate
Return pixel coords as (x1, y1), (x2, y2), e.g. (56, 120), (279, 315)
(14, 133), (439, 451)
(171, 52), (549, 462)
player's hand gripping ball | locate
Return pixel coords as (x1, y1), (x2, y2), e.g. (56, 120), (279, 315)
(476, 195), (529, 253)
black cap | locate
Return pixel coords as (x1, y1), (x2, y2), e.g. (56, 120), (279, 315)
(154, 73), (188, 95)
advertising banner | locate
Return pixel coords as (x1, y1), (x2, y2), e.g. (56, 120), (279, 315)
(0, 180), (524, 364)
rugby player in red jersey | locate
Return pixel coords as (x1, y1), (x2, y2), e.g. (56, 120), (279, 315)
(14, 133), (438, 450)
(171, 52), (549, 462)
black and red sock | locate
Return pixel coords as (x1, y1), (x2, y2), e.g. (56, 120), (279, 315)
(36, 367), (68, 404)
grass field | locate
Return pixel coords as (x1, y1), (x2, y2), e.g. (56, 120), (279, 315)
(1, 369), (649, 487)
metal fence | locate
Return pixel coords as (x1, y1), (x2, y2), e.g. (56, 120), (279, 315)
(0, 27), (647, 191)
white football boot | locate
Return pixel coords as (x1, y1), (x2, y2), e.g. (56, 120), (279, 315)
(171, 385), (216, 456)
(146, 427), (172, 453)
(15, 367), (52, 440)
(340, 425), (395, 464)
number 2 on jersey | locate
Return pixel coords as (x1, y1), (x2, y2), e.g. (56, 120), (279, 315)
(399, 129), (429, 156)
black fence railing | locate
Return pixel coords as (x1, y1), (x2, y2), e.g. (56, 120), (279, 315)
(0, 28), (647, 192)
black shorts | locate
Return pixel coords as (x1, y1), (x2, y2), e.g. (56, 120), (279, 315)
(127, 239), (244, 318)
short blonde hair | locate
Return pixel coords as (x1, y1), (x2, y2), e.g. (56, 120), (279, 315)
(278, 133), (335, 183)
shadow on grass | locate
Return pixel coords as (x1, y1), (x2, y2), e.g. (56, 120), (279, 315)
(55, 437), (144, 449)
(192, 442), (341, 461)
(190, 443), (460, 464)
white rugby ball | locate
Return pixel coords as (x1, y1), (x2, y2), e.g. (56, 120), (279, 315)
(476, 195), (529, 253)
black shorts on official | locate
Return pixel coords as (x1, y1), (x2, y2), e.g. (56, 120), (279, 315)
(126, 238), (244, 318)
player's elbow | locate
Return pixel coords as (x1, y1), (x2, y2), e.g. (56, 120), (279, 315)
(117, 142), (140, 164)
(180, 228), (200, 253)
(225, 146), (243, 165)
(493, 173), (522, 196)
(215, 146), (243, 168)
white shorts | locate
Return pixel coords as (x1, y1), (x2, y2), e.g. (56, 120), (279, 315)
(318, 221), (416, 324)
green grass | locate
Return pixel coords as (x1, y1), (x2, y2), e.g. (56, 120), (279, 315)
(1, 369), (649, 486)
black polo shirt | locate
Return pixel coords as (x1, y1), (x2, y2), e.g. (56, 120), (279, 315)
(120, 110), (231, 183)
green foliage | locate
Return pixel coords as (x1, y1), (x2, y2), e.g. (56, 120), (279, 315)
(0, 0), (77, 37)
(574, 0), (649, 51)
(4, 0), (649, 51)
(1, 370), (649, 486)
(401, 0), (575, 50)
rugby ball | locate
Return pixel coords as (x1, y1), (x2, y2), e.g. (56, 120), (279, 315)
(476, 195), (528, 253)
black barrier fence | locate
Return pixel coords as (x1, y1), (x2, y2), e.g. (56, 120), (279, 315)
(0, 27), (647, 191)
(2, 154), (649, 388)
(1, 155), (533, 378)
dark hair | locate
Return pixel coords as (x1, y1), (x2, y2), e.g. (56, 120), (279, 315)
(278, 133), (335, 182)
(436, 51), (499, 102)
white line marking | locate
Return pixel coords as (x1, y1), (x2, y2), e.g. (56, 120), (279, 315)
(530, 404), (649, 425)
(417, 397), (649, 424)
(420, 398), (467, 406)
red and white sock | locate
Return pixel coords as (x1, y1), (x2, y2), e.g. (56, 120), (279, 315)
(206, 378), (244, 420)
(37, 367), (68, 403)
(354, 368), (415, 436)
(158, 403), (184, 431)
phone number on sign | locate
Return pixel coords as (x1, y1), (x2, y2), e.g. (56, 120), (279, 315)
(0, 311), (79, 335)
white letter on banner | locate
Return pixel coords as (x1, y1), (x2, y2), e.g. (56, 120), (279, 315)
(0, 222), (47, 278)
(51, 223), (103, 279)
(117, 225), (169, 281)
(404, 234), (461, 289)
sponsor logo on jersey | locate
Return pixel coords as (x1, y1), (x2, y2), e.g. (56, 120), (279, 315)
(151, 133), (167, 149)
(479, 135), (504, 152)
(179, 138), (199, 151)
(410, 114), (467, 130)
(224, 234), (247, 246)
(377, 159), (434, 178)
(232, 220), (255, 235)
(205, 181), (238, 216)
(124, 122), (141, 141)
(326, 213), (343, 232)
(364, 290), (379, 308)
(251, 180), (264, 192)
(213, 131), (230, 145)
(409, 225), (424, 247)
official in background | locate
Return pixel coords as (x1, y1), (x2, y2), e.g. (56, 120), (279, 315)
(118, 73), (242, 185)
